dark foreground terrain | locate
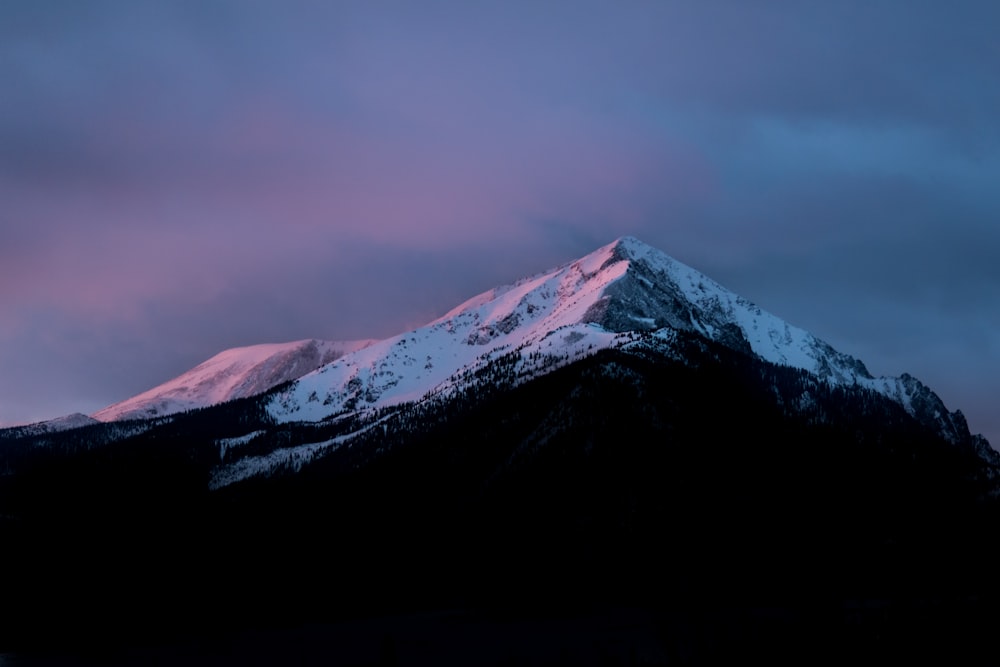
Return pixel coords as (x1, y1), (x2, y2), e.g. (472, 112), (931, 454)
(3, 346), (1000, 664)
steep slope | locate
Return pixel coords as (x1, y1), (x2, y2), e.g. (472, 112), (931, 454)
(93, 338), (374, 422)
(266, 237), (980, 448)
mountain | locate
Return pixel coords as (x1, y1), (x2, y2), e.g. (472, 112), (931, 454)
(3, 236), (998, 661)
(92, 338), (375, 422)
(60, 236), (992, 490)
(267, 236), (986, 446)
(81, 236), (985, 458)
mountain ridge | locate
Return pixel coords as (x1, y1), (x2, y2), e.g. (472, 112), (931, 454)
(11, 236), (988, 462)
(3, 236), (998, 658)
(92, 338), (375, 422)
(266, 236), (986, 450)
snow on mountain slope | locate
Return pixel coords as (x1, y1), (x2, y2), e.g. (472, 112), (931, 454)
(267, 241), (634, 423)
(94, 339), (374, 422)
(0, 412), (100, 437)
(578, 237), (873, 382)
(266, 237), (976, 448)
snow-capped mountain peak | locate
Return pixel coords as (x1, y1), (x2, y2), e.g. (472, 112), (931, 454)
(93, 338), (375, 422)
(267, 237), (883, 426)
(87, 236), (976, 455)
(262, 237), (979, 451)
(584, 237), (873, 382)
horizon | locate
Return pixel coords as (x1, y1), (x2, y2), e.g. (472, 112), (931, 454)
(2, 2), (998, 447)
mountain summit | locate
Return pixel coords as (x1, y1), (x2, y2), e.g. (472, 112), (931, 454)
(266, 236), (980, 449)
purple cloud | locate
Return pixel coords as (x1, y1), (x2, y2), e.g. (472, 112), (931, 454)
(1, 1), (998, 445)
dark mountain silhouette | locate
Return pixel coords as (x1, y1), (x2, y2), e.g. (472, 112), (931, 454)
(2, 238), (998, 664)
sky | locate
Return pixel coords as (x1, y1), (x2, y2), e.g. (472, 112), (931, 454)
(2, 1), (998, 446)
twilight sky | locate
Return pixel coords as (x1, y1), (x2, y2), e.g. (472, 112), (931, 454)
(2, 1), (998, 446)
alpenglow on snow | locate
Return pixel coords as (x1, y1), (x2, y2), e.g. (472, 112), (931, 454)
(261, 237), (976, 448)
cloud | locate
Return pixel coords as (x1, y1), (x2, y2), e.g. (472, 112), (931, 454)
(1, 1), (998, 446)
